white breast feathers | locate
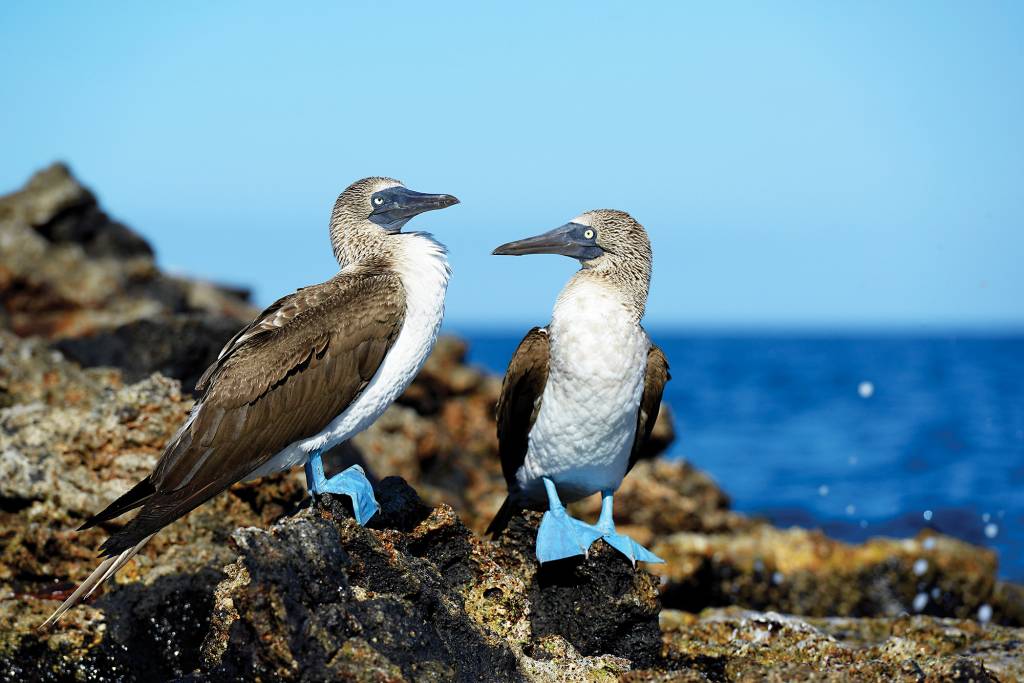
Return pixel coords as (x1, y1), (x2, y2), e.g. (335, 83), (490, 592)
(517, 277), (649, 502)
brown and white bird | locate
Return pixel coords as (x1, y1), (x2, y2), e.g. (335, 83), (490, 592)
(41, 177), (458, 628)
(486, 210), (669, 564)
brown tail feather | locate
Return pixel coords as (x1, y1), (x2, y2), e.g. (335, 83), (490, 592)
(77, 477), (155, 531)
(38, 534), (154, 631)
(485, 496), (520, 539)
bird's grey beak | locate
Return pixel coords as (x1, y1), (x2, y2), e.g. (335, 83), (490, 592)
(370, 187), (460, 233)
(492, 222), (604, 260)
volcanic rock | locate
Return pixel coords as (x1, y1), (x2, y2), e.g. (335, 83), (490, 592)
(1, 163), (1022, 681)
(0, 163), (254, 340)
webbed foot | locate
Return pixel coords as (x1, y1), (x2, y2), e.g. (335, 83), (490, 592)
(592, 490), (664, 566)
(305, 452), (379, 525)
(598, 528), (664, 566)
(536, 506), (604, 563)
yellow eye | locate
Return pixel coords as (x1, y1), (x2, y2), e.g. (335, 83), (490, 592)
(584, 229), (595, 239)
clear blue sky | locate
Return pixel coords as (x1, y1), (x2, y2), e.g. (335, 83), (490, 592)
(2, 2), (1021, 330)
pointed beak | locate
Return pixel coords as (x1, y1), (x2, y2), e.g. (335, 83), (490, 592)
(492, 222), (604, 260)
(370, 187), (459, 232)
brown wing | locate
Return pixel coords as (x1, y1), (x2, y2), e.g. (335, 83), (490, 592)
(627, 342), (670, 473)
(486, 327), (550, 537)
(495, 327), (550, 489)
(97, 269), (406, 556)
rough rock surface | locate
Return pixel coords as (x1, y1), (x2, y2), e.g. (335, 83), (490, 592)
(52, 313), (247, 394)
(653, 525), (1005, 622)
(652, 608), (1024, 682)
(1, 165), (1022, 681)
(0, 163), (254, 339)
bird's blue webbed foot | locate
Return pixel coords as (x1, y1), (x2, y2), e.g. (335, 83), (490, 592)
(535, 478), (603, 563)
(304, 449), (380, 525)
(589, 490), (663, 566)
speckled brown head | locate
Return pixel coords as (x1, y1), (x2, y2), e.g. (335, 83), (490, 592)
(329, 177), (459, 265)
(493, 209), (653, 318)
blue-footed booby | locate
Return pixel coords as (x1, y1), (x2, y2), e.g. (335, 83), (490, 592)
(486, 210), (670, 565)
(41, 177), (458, 628)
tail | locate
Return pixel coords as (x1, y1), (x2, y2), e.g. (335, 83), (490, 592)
(485, 496), (520, 539)
(77, 477), (155, 531)
(38, 534), (154, 631)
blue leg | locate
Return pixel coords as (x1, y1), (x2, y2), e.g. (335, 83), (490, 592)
(535, 478), (603, 563)
(304, 449), (379, 525)
(592, 490), (663, 566)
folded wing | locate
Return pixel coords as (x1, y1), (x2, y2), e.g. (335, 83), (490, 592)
(486, 327), (550, 536)
(627, 343), (670, 472)
(95, 268), (406, 556)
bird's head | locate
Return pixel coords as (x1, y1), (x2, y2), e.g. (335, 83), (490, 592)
(493, 209), (653, 317)
(493, 209), (651, 271)
(334, 177), (459, 234)
(330, 177), (459, 263)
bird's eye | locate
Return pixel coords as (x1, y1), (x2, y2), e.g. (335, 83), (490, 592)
(583, 229), (595, 240)
(373, 196), (384, 206)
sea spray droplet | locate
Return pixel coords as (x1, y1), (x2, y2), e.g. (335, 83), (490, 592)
(913, 558), (928, 576)
(858, 381), (874, 398)
(985, 523), (999, 539)
(913, 593), (928, 612)
(983, 513), (991, 523)
(978, 604), (993, 624)
(923, 537), (937, 550)
(846, 504), (856, 516)
(923, 510), (933, 521)
(818, 485), (830, 497)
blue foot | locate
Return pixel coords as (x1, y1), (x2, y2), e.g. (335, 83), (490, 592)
(537, 507), (605, 563)
(592, 490), (664, 566)
(535, 478), (603, 563)
(599, 530), (664, 565)
(305, 450), (379, 526)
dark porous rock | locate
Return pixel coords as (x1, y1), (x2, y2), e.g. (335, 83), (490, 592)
(195, 483), (667, 681)
(201, 496), (513, 681)
(54, 313), (244, 393)
(491, 510), (662, 668)
(194, 481), (671, 680)
(365, 475), (434, 533)
(2, 568), (221, 683)
(530, 547), (662, 668)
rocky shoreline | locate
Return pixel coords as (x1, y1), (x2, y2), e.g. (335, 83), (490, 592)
(1, 165), (1022, 681)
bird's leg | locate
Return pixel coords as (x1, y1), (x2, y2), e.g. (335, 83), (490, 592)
(590, 490), (663, 566)
(535, 477), (603, 563)
(304, 449), (380, 525)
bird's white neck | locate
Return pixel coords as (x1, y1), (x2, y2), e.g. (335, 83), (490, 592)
(389, 232), (451, 309)
(552, 274), (639, 333)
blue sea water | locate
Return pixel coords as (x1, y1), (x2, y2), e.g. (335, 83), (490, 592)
(460, 331), (1024, 581)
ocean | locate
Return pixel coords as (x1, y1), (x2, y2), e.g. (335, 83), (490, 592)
(460, 331), (1024, 581)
